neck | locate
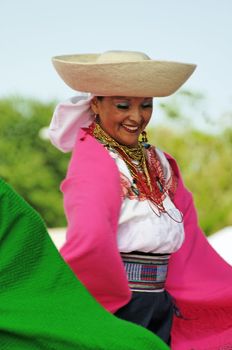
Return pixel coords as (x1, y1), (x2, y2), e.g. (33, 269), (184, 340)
(91, 122), (144, 161)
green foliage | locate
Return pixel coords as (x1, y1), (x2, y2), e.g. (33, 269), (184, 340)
(158, 89), (205, 121)
(148, 126), (232, 236)
(0, 96), (70, 227)
(0, 94), (231, 235)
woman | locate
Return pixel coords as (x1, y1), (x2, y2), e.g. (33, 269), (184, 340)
(49, 50), (232, 349)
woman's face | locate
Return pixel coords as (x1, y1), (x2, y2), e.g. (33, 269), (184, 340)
(91, 96), (153, 147)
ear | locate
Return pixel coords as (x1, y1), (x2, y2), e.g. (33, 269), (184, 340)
(90, 97), (100, 115)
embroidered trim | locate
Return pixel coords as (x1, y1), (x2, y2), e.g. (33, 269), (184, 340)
(121, 252), (170, 292)
(87, 122), (178, 213)
(119, 146), (177, 201)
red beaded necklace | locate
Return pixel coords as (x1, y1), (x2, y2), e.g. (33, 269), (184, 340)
(88, 122), (174, 213)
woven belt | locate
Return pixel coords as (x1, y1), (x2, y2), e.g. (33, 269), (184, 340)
(121, 252), (170, 292)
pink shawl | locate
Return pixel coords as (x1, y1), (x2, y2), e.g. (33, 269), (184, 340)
(60, 128), (232, 350)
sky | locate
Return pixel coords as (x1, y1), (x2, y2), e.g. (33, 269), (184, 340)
(1, 0), (232, 129)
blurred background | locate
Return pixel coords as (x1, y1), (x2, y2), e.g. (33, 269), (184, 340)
(0, 1), (231, 249)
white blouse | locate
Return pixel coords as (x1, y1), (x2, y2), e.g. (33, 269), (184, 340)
(108, 147), (185, 254)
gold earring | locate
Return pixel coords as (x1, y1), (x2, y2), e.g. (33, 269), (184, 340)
(141, 130), (148, 143)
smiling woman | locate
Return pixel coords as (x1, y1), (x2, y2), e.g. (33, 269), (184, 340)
(48, 50), (232, 349)
(91, 96), (153, 147)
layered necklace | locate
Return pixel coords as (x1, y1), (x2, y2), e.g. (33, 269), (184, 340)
(88, 122), (169, 213)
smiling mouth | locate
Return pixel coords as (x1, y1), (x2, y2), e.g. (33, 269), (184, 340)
(121, 124), (140, 133)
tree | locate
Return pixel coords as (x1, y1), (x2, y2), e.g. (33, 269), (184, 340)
(149, 91), (232, 235)
(0, 96), (69, 227)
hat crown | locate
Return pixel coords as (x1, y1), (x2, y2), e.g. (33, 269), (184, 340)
(96, 50), (150, 63)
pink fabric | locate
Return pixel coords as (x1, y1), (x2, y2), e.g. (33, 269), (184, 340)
(60, 128), (232, 349)
(60, 129), (131, 312)
(165, 155), (232, 349)
(49, 95), (94, 152)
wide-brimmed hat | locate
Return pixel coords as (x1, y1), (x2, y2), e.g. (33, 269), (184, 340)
(52, 50), (196, 97)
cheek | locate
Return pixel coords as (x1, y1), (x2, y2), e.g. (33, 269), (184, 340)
(100, 115), (121, 132)
(99, 106), (126, 131)
(143, 112), (152, 126)
(106, 112), (125, 128)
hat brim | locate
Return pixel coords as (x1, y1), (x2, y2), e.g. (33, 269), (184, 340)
(52, 54), (196, 97)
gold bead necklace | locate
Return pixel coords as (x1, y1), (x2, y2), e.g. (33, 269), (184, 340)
(93, 122), (152, 191)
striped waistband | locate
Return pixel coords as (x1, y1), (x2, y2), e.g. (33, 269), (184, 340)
(121, 252), (170, 292)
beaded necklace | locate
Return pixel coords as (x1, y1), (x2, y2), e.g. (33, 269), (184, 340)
(88, 122), (169, 213)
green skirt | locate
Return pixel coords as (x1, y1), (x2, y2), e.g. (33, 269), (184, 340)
(0, 178), (169, 350)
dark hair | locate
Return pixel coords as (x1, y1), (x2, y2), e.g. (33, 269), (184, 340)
(96, 96), (104, 101)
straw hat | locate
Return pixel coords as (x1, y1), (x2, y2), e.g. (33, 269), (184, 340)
(52, 50), (196, 97)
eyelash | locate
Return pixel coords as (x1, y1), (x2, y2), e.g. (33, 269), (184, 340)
(116, 103), (152, 110)
(142, 103), (153, 109)
(116, 104), (129, 110)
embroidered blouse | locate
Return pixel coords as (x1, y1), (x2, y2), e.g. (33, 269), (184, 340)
(107, 146), (185, 254)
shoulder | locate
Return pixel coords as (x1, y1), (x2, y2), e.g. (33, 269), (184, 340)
(156, 150), (194, 209)
(62, 129), (122, 210)
(67, 128), (120, 181)
(147, 145), (181, 182)
(148, 145), (182, 181)
(147, 146), (186, 200)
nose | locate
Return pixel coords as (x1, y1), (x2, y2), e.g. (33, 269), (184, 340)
(129, 106), (143, 123)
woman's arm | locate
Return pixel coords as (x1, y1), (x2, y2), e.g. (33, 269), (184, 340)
(60, 130), (131, 313)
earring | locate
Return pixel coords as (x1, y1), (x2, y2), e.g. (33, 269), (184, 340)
(95, 114), (100, 124)
(141, 130), (148, 143)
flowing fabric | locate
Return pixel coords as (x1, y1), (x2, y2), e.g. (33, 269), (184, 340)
(0, 178), (169, 350)
(60, 128), (232, 350)
(165, 156), (232, 350)
(49, 94), (94, 152)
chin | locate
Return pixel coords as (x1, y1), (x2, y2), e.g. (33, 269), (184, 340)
(114, 135), (139, 147)
(122, 140), (138, 148)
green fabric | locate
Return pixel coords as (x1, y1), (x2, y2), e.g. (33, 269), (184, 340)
(0, 178), (169, 350)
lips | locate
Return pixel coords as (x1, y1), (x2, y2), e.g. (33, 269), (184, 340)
(121, 124), (140, 133)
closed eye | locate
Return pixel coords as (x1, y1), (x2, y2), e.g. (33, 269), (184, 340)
(141, 102), (153, 109)
(116, 103), (130, 110)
